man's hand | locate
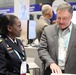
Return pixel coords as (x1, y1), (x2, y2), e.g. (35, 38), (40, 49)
(50, 63), (62, 74)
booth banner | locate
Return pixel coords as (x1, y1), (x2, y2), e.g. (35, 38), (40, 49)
(18, 0), (29, 20)
(30, 3), (52, 12)
(69, 2), (76, 11)
(0, 7), (14, 14)
(30, 4), (42, 12)
(30, 2), (76, 12)
(0, 2), (75, 14)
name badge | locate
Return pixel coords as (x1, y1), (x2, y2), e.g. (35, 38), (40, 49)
(20, 61), (27, 75)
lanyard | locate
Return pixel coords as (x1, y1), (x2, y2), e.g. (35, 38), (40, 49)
(64, 33), (70, 49)
(14, 50), (21, 59)
(64, 27), (72, 49)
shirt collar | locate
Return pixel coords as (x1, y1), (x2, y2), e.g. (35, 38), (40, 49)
(7, 36), (17, 43)
(68, 22), (72, 32)
(57, 22), (72, 32)
(40, 16), (50, 24)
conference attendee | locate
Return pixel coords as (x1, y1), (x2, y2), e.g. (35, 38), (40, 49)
(50, 11), (56, 24)
(0, 15), (27, 75)
(38, 3), (76, 75)
(36, 4), (53, 42)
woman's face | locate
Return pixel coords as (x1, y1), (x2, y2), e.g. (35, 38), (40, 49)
(8, 18), (22, 38)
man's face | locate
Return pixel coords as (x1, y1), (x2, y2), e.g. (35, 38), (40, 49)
(10, 18), (22, 37)
(56, 10), (72, 30)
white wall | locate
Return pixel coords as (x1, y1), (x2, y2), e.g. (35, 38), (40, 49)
(30, 0), (36, 5)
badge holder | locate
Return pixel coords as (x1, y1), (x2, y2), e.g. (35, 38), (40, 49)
(20, 60), (27, 75)
(14, 50), (30, 75)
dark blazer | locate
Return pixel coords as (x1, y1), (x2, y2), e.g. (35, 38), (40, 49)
(38, 23), (76, 75)
(0, 35), (26, 75)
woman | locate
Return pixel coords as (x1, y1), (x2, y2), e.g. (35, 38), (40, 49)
(0, 15), (26, 75)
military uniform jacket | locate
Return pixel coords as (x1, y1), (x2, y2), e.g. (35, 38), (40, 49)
(0, 36), (26, 75)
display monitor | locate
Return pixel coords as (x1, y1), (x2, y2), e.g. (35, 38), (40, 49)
(71, 11), (76, 24)
(27, 20), (36, 44)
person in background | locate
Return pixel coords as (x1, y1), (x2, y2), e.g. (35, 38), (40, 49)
(50, 11), (56, 24)
(38, 3), (76, 75)
(36, 4), (53, 42)
(0, 15), (26, 75)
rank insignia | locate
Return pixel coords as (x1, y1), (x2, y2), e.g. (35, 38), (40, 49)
(0, 39), (2, 42)
(7, 47), (12, 50)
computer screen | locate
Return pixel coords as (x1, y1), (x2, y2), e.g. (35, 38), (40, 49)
(27, 20), (36, 44)
(71, 11), (76, 24)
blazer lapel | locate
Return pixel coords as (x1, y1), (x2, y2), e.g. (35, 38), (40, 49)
(17, 39), (24, 53)
(54, 35), (58, 62)
(5, 38), (23, 54)
(53, 26), (59, 62)
(66, 24), (76, 62)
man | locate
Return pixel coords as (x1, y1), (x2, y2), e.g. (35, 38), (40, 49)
(38, 3), (76, 75)
(50, 11), (56, 24)
(36, 4), (53, 41)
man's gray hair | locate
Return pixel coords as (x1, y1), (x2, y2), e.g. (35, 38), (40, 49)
(56, 3), (73, 15)
(41, 4), (52, 15)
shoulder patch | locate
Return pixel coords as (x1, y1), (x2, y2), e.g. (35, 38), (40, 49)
(0, 39), (2, 42)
